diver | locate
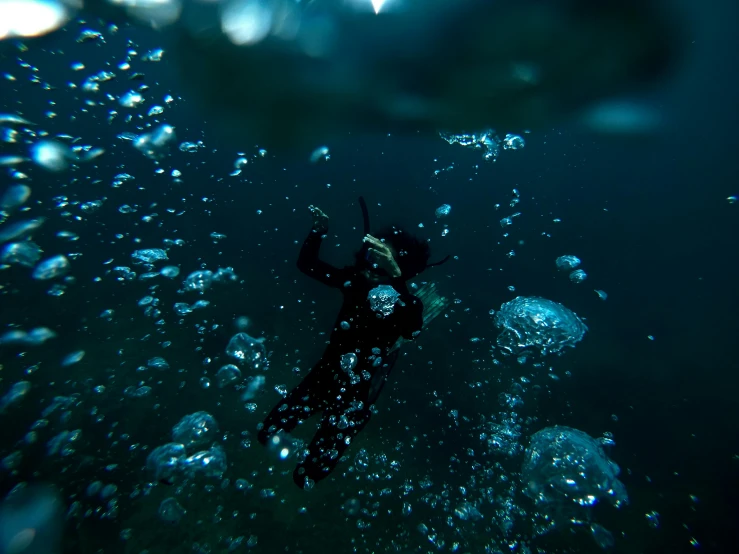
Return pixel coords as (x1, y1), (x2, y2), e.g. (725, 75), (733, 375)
(257, 198), (448, 488)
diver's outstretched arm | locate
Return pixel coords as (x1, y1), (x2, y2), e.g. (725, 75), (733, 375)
(296, 206), (348, 288)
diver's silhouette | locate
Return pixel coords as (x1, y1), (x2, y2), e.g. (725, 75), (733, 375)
(258, 199), (447, 488)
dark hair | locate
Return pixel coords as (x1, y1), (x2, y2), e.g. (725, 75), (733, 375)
(356, 226), (431, 279)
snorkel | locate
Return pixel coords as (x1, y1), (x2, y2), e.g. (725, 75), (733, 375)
(359, 196), (372, 261)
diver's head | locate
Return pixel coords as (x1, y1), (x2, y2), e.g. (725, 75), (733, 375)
(355, 226), (431, 280)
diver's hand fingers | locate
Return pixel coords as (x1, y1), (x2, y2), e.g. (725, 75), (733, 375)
(309, 205), (327, 217)
(363, 234), (382, 247)
(368, 248), (400, 276)
(309, 206), (328, 220)
(366, 248), (382, 264)
(309, 205), (329, 233)
(364, 235), (391, 254)
(367, 248), (391, 262)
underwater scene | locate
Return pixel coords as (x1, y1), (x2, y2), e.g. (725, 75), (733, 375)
(0, 1), (737, 554)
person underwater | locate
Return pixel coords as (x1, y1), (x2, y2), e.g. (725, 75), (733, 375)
(257, 199), (449, 488)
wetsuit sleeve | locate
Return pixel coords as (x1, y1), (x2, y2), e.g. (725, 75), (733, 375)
(391, 277), (424, 340)
(296, 229), (348, 288)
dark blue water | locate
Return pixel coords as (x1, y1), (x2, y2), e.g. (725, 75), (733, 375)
(0, 2), (737, 553)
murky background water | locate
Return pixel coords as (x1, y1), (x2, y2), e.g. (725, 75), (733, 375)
(0, 1), (738, 554)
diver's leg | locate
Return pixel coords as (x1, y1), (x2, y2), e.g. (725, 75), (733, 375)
(292, 401), (372, 488)
(366, 350), (399, 406)
(257, 369), (330, 445)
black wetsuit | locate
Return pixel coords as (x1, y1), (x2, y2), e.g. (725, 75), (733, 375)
(257, 229), (423, 488)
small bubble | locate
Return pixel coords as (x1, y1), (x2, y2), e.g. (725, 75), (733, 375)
(645, 511), (660, 528)
(435, 204), (451, 218)
(309, 146), (330, 163)
(569, 269), (587, 284)
(119, 91), (144, 108)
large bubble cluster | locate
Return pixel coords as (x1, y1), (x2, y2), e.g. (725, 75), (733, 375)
(368, 285), (401, 317)
(439, 130), (525, 162)
(146, 412), (227, 485)
(226, 332), (267, 370)
(0, 484), (64, 554)
(522, 426), (628, 547)
(171, 411), (219, 450)
(1, 241), (42, 267)
(494, 296), (588, 357)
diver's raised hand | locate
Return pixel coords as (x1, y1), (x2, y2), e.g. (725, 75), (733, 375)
(308, 205), (329, 234)
(364, 234), (402, 278)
